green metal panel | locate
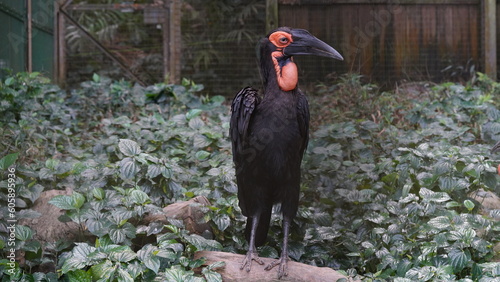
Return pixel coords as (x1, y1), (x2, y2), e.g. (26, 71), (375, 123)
(31, 0), (54, 78)
(0, 1), (26, 73)
(0, 0), (53, 78)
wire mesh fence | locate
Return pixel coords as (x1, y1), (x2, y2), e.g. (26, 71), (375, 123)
(62, 1), (167, 86)
(60, 0), (266, 95)
(59, 0), (484, 95)
(180, 0), (265, 95)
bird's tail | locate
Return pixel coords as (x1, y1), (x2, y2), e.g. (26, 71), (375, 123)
(245, 208), (272, 247)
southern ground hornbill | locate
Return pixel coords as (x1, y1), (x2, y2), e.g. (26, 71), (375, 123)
(230, 27), (343, 278)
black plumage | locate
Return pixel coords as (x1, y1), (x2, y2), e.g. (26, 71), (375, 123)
(232, 84), (309, 245)
(230, 27), (343, 278)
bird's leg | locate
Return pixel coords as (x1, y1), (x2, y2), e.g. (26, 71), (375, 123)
(241, 215), (264, 272)
(265, 215), (291, 279)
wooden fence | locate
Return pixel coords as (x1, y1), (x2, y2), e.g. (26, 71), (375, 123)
(3, 1), (498, 89)
(271, 0), (496, 85)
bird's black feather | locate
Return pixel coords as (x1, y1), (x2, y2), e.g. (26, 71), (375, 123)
(230, 87), (260, 156)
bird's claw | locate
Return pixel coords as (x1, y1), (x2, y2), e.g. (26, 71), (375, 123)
(265, 256), (289, 279)
(240, 251), (264, 272)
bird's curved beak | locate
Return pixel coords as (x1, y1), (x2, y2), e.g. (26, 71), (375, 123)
(284, 29), (343, 61)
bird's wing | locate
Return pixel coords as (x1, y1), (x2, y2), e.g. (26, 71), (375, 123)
(297, 93), (310, 157)
(230, 87), (260, 159)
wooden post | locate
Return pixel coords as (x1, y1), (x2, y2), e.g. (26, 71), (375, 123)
(266, 0), (278, 33)
(483, 0), (496, 78)
(26, 0), (32, 72)
(169, 0), (181, 84)
(55, 0), (74, 86)
(162, 0), (170, 83)
(55, 0), (67, 85)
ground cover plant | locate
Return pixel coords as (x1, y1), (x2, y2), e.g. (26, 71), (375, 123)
(0, 70), (499, 281)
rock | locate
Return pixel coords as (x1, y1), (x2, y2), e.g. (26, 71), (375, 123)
(194, 251), (351, 282)
(142, 195), (212, 235)
(18, 189), (81, 273)
(21, 192), (212, 244)
(19, 189), (80, 245)
(469, 189), (500, 262)
(494, 243), (500, 262)
(469, 189), (500, 216)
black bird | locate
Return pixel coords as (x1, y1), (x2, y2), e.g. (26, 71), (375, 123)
(230, 27), (343, 278)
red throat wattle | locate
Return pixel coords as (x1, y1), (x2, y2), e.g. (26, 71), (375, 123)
(272, 52), (298, 92)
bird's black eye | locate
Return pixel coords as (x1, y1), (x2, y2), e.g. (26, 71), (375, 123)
(279, 37), (289, 44)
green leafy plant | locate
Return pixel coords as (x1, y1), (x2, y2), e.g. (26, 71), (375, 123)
(0, 71), (50, 121)
(59, 226), (223, 281)
(0, 152), (51, 281)
(1, 72), (500, 281)
(301, 77), (500, 280)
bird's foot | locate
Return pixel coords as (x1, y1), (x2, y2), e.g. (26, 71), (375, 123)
(240, 250), (264, 272)
(265, 255), (289, 279)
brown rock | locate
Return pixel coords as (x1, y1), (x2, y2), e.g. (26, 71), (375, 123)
(469, 189), (500, 215)
(194, 250), (350, 282)
(469, 189), (500, 261)
(19, 189), (80, 244)
(143, 195), (212, 235)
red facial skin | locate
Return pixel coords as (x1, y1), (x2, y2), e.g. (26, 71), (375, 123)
(269, 31), (298, 92)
